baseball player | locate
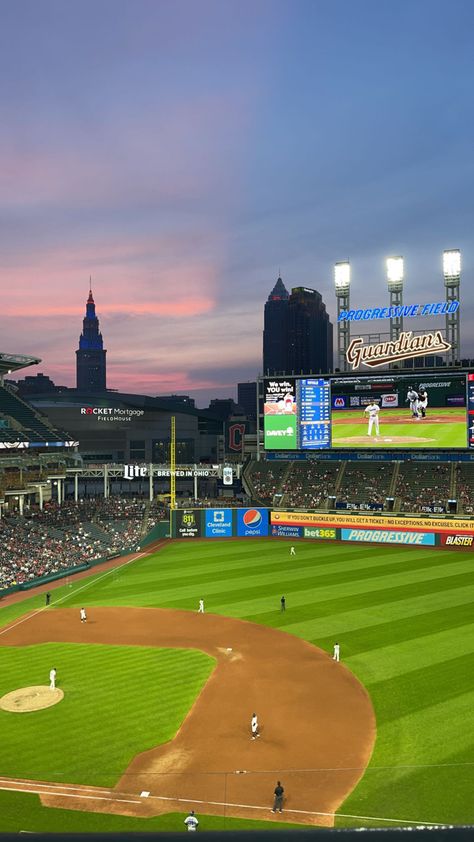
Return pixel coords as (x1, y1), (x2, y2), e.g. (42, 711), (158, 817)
(184, 810), (199, 831)
(49, 667), (57, 690)
(280, 595), (286, 611)
(364, 401), (380, 436)
(333, 642), (340, 662)
(198, 599), (204, 613)
(417, 385), (428, 418)
(80, 607), (87, 623)
(406, 387), (420, 418)
(290, 546), (296, 556)
(251, 712), (260, 739)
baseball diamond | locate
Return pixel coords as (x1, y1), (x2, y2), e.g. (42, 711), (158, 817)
(1, 538), (474, 833)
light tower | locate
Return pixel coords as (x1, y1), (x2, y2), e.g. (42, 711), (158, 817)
(443, 249), (461, 365)
(334, 261), (351, 371)
(386, 256), (404, 342)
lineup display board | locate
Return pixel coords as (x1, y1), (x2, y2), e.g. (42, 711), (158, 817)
(264, 372), (470, 451)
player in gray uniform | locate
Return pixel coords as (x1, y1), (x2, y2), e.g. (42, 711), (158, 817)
(406, 388), (420, 418)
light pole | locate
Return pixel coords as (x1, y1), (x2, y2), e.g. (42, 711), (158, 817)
(443, 249), (461, 365)
(334, 261), (351, 371)
(386, 256), (404, 342)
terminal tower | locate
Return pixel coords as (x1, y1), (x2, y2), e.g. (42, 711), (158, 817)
(76, 284), (107, 390)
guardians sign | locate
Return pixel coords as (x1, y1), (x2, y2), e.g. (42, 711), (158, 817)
(346, 330), (451, 370)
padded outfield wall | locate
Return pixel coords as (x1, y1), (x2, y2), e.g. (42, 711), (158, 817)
(171, 507), (474, 549)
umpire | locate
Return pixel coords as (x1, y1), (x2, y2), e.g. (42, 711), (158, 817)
(271, 781), (284, 812)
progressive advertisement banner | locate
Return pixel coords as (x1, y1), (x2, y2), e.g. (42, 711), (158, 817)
(237, 508), (269, 537)
(271, 510), (474, 534)
(341, 528), (435, 546)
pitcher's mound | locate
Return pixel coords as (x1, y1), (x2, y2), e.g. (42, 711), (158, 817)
(0, 685), (64, 712)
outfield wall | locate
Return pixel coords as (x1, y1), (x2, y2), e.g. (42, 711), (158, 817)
(171, 507), (474, 550)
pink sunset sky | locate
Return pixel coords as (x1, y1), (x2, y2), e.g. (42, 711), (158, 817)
(1, 1), (473, 406)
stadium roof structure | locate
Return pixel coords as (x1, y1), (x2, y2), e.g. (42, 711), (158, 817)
(0, 352), (41, 377)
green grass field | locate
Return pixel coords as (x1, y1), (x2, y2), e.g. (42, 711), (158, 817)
(1, 538), (474, 831)
(331, 407), (467, 448)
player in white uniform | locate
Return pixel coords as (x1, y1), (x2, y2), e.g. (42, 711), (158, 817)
(184, 810), (199, 831)
(333, 643), (340, 662)
(198, 599), (204, 613)
(364, 402), (380, 436)
(49, 667), (57, 690)
(406, 388), (420, 418)
(80, 607), (87, 623)
(251, 712), (260, 739)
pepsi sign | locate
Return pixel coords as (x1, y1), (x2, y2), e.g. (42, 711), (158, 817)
(237, 508), (269, 537)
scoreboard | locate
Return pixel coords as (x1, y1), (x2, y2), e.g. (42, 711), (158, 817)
(263, 372), (471, 452)
(298, 379), (331, 449)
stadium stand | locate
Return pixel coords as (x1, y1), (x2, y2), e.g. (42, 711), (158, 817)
(454, 463), (474, 514)
(280, 461), (339, 509)
(336, 461), (393, 507)
(394, 462), (451, 512)
(0, 497), (166, 590)
(0, 383), (72, 444)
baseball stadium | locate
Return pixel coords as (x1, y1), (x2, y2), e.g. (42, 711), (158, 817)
(1, 351), (474, 836)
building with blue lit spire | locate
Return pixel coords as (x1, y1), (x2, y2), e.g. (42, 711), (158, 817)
(76, 284), (107, 390)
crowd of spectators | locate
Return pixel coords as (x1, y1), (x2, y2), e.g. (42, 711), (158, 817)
(455, 465), (474, 514)
(395, 464), (450, 513)
(337, 463), (392, 507)
(249, 463), (288, 505)
(281, 462), (338, 509)
(0, 496), (165, 591)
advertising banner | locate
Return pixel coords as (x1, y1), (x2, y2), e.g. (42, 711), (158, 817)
(237, 508), (269, 537)
(271, 510), (474, 534)
(205, 509), (233, 537)
(303, 526), (337, 540)
(440, 533), (474, 548)
(263, 378), (297, 450)
(175, 509), (201, 538)
(271, 524), (303, 538)
(341, 528), (435, 546)
(381, 393), (398, 408)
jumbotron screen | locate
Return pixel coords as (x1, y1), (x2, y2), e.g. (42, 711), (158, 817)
(263, 373), (470, 450)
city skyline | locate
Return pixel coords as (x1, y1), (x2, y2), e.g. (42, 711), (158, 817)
(2, 0), (474, 403)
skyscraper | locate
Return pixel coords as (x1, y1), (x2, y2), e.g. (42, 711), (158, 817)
(263, 275), (289, 375)
(286, 287), (333, 374)
(76, 285), (107, 390)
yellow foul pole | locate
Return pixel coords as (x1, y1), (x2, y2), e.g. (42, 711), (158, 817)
(170, 415), (176, 510)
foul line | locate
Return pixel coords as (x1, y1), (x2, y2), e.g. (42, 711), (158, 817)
(0, 551), (147, 638)
(143, 793), (440, 826)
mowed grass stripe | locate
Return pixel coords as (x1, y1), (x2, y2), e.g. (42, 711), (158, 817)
(69, 553), (474, 614)
(282, 581), (474, 640)
(346, 620), (474, 681)
(0, 643), (214, 786)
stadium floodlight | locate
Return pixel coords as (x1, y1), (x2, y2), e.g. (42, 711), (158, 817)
(386, 256), (404, 288)
(443, 249), (461, 281)
(334, 261), (351, 291)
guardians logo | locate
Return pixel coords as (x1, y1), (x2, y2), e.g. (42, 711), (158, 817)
(346, 331), (451, 370)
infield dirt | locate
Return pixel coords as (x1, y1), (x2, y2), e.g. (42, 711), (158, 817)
(0, 607), (376, 826)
